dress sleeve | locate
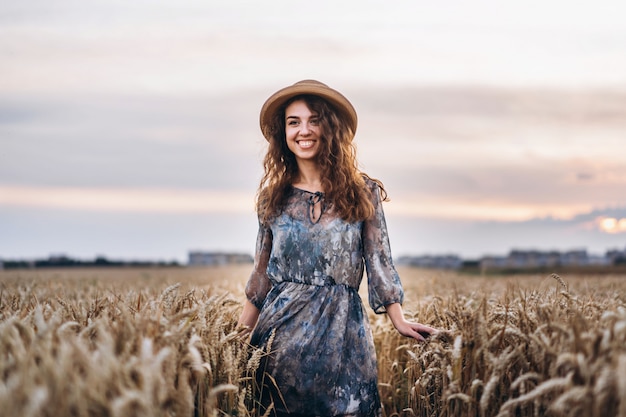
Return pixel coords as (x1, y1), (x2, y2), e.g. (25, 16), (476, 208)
(362, 180), (405, 314)
(244, 220), (273, 310)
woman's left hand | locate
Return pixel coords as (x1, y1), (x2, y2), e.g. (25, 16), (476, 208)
(393, 319), (438, 341)
(385, 302), (438, 341)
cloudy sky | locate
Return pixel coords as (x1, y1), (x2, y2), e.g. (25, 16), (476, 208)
(2, 0), (626, 263)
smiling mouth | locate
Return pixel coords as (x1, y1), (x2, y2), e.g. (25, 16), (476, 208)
(297, 140), (315, 148)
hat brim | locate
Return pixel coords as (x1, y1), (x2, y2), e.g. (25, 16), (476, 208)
(259, 80), (357, 141)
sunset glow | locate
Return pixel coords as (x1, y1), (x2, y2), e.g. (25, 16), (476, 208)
(598, 217), (626, 234)
(0, 186), (254, 214)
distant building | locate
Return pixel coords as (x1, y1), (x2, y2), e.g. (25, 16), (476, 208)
(588, 254), (612, 266)
(396, 254), (463, 270)
(561, 249), (589, 266)
(479, 248), (613, 271)
(188, 251), (253, 266)
(507, 250), (562, 268)
(606, 247), (626, 265)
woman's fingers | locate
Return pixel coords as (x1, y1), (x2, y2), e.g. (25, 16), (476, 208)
(410, 323), (439, 340)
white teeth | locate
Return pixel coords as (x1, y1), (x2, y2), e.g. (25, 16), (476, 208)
(299, 140), (314, 147)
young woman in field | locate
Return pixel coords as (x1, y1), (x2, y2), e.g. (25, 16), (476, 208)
(237, 80), (437, 417)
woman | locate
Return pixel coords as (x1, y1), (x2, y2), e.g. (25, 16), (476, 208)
(238, 80), (437, 417)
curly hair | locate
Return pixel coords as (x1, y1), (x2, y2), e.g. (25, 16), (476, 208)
(256, 94), (388, 225)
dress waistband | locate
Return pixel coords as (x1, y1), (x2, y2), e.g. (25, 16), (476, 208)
(278, 276), (358, 290)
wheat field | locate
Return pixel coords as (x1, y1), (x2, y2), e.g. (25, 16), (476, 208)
(1, 265), (625, 417)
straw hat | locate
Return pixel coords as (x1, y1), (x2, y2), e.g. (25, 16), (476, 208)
(259, 80), (358, 141)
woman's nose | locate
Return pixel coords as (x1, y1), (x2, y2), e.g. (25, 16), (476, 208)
(299, 123), (312, 135)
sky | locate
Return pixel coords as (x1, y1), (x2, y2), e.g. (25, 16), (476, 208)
(2, 0), (626, 263)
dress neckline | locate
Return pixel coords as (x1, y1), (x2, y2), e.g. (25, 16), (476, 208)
(291, 186), (326, 224)
(291, 185), (325, 195)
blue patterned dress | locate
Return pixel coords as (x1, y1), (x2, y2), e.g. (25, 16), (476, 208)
(245, 178), (404, 417)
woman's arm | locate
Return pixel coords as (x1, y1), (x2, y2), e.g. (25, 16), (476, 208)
(237, 300), (261, 335)
(386, 302), (438, 341)
(238, 219), (272, 336)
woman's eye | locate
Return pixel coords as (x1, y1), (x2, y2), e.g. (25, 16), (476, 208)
(287, 120), (299, 126)
(310, 119), (319, 126)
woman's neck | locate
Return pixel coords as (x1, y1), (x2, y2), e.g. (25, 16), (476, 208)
(293, 161), (323, 193)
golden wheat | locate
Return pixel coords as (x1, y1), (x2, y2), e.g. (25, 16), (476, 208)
(1, 266), (625, 416)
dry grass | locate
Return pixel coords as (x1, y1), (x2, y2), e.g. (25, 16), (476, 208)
(1, 266), (625, 416)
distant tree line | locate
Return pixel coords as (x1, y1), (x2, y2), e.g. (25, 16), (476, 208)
(0, 255), (180, 270)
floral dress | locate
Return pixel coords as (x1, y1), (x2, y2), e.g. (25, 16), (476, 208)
(245, 178), (404, 417)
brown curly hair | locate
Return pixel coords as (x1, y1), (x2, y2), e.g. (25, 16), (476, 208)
(256, 94), (388, 224)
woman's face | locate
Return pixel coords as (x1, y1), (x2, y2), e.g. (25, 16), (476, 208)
(284, 99), (322, 163)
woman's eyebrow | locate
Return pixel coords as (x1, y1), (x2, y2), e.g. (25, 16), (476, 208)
(286, 113), (318, 119)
